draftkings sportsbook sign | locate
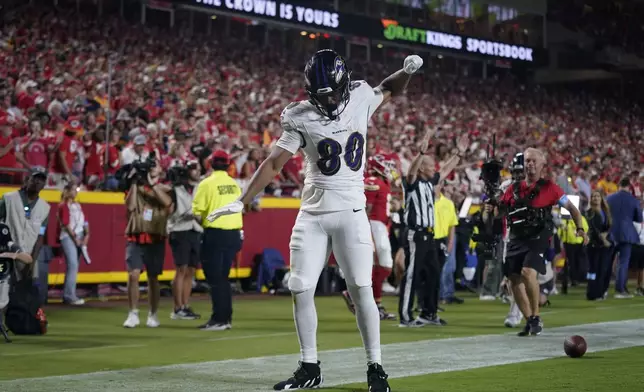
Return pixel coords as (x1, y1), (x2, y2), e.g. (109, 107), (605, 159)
(381, 20), (534, 62)
(186, 0), (538, 63)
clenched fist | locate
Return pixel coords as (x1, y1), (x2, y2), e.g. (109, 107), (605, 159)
(403, 55), (423, 75)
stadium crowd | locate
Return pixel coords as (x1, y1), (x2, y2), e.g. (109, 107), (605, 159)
(1, 5), (643, 204)
(0, 3), (642, 335)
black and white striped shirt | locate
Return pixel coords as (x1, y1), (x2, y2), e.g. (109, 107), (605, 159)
(404, 173), (440, 231)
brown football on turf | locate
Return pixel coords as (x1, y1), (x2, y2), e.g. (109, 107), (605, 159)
(564, 335), (587, 358)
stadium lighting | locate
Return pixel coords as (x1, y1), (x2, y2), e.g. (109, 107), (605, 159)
(300, 31), (307, 36)
(210, 15), (217, 20)
(377, 44), (383, 49)
(309, 33), (316, 39)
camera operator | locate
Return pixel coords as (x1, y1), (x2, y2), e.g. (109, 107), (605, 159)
(0, 223), (35, 342)
(0, 169), (49, 292)
(122, 155), (172, 329)
(478, 153), (524, 300)
(167, 160), (202, 320)
(495, 148), (587, 336)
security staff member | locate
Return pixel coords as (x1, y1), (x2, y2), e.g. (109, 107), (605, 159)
(398, 128), (468, 327)
(558, 213), (589, 294)
(192, 150), (243, 331)
(497, 148), (587, 337)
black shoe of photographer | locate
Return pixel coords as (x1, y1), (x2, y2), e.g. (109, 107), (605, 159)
(529, 316), (543, 336)
(517, 321), (531, 337)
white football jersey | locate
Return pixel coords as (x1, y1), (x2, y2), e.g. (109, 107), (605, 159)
(276, 80), (384, 212)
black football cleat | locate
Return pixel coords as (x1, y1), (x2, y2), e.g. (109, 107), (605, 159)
(274, 361), (323, 390)
(367, 363), (391, 392)
(378, 305), (396, 321)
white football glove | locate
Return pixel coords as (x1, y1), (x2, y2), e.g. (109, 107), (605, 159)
(403, 55), (423, 75)
(206, 200), (244, 223)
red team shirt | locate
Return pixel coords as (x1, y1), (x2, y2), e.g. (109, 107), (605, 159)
(50, 134), (79, 174)
(500, 179), (565, 208)
(20, 136), (53, 168)
(365, 175), (391, 224)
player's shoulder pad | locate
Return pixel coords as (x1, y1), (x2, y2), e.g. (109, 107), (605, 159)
(280, 104), (300, 132)
(349, 80), (374, 95)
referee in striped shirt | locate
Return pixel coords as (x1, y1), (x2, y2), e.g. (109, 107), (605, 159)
(398, 129), (469, 327)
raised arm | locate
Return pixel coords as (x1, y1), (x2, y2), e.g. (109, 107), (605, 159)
(406, 127), (434, 185)
(438, 134), (469, 180)
(375, 55), (424, 105)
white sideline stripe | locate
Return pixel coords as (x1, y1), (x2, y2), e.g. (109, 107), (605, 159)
(0, 344), (147, 357)
(207, 332), (294, 342)
(2, 319), (644, 392)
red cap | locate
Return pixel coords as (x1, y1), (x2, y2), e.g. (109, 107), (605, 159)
(65, 116), (83, 133)
(211, 149), (230, 165)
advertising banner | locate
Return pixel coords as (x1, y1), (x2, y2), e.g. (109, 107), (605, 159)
(181, 0), (543, 63)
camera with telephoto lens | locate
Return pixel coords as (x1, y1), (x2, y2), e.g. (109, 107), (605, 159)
(167, 165), (187, 186)
(479, 134), (504, 205)
(115, 152), (157, 191)
(0, 224), (13, 282)
(132, 151), (157, 179)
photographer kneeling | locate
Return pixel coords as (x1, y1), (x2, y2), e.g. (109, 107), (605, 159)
(122, 154), (172, 328)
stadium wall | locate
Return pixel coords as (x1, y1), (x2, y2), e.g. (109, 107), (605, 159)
(0, 187), (299, 284)
(0, 187), (482, 285)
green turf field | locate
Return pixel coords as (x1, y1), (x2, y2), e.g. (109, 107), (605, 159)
(1, 289), (643, 391)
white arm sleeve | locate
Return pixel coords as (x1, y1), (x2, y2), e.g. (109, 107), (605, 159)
(275, 112), (304, 154)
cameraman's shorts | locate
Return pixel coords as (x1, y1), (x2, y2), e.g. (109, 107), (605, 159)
(169, 230), (201, 268)
(126, 242), (166, 277)
(504, 249), (547, 277)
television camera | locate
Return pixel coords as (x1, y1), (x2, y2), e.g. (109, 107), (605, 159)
(116, 151), (157, 191)
(471, 135), (504, 252)
(479, 134), (504, 205)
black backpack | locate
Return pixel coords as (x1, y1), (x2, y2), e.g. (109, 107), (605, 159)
(5, 277), (47, 335)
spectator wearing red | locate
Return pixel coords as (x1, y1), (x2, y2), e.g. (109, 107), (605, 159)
(17, 119), (53, 175)
(0, 117), (19, 184)
(630, 171), (642, 200)
(49, 117), (82, 189)
(16, 80), (38, 111)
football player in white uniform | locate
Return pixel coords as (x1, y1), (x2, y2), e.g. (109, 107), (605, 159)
(207, 49), (424, 392)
